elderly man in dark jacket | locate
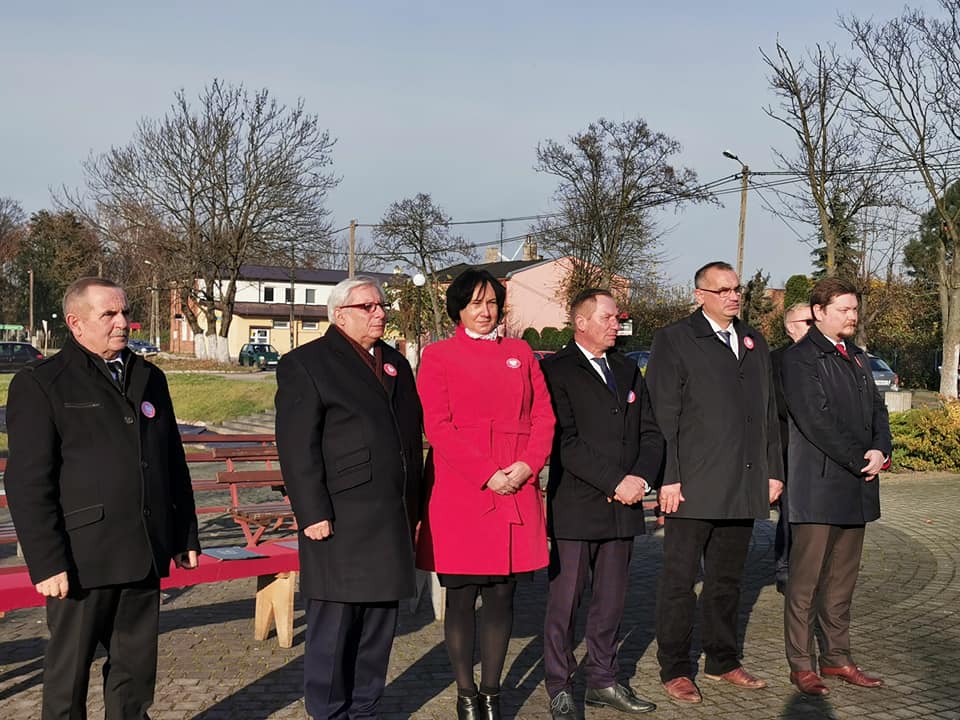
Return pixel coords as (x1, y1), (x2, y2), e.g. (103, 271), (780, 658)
(780, 277), (891, 696)
(541, 289), (664, 719)
(5, 277), (199, 720)
(645, 261), (783, 704)
(275, 276), (423, 720)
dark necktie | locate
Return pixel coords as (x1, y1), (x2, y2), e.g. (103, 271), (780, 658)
(836, 343), (849, 360)
(591, 356), (617, 394)
(108, 359), (124, 389)
(718, 330), (734, 353)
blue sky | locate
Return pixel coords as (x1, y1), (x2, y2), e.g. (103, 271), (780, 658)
(0, 0), (932, 287)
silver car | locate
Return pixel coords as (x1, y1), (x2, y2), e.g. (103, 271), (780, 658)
(868, 354), (899, 392)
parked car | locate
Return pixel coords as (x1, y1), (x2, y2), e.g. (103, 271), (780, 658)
(127, 338), (160, 356)
(625, 349), (650, 372)
(0, 342), (44, 372)
(868, 354), (899, 392)
(239, 343), (280, 369)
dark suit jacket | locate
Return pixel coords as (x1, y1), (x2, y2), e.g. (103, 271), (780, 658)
(771, 344), (792, 466)
(645, 309), (783, 520)
(5, 337), (199, 588)
(780, 327), (892, 524)
(275, 327), (423, 603)
(542, 342), (664, 540)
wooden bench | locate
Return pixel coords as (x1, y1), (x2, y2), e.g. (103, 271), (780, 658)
(215, 469), (296, 547)
(0, 544), (300, 647)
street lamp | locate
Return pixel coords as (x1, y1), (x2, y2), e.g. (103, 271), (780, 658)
(412, 272), (426, 367)
(722, 150), (749, 282)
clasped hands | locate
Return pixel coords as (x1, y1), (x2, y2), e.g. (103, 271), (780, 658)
(608, 475), (648, 505)
(486, 462), (533, 495)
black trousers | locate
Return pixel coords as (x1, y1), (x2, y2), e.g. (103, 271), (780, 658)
(303, 599), (398, 720)
(774, 490), (791, 587)
(543, 538), (633, 698)
(656, 518), (754, 682)
(42, 575), (160, 720)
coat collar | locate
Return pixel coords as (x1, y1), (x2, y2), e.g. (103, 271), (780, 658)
(687, 308), (756, 365)
(324, 326), (396, 399)
(63, 336), (147, 401)
(806, 326), (865, 363)
(557, 340), (634, 403)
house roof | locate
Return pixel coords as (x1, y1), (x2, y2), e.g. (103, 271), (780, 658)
(435, 259), (548, 281)
(237, 264), (397, 284)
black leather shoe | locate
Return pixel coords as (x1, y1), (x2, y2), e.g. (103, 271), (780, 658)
(549, 689), (577, 720)
(457, 692), (480, 720)
(478, 691), (501, 720)
(585, 683), (656, 713)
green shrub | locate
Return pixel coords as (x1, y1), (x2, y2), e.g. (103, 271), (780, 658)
(521, 328), (541, 347)
(890, 402), (960, 471)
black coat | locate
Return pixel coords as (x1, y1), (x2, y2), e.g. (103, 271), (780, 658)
(771, 344), (792, 466)
(542, 343), (664, 540)
(5, 338), (199, 588)
(645, 309), (783, 520)
(275, 328), (423, 603)
(780, 328), (892, 524)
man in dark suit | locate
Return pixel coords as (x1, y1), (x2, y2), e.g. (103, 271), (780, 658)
(541, 289), (663, 719)
(780, 278), (891, 696)
(275, 276), (423, 720)
(771, 302), (812, 594)
(5, 277), (199, 719)
(645, 261), (783, 704)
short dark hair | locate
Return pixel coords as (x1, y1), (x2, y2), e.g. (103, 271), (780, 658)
(694, 261), (735, 288)
(446, 268), (506, 324)
(809, 277), (858, 310)
(63, 277), (124, 316)
(569, 288), (614, 323)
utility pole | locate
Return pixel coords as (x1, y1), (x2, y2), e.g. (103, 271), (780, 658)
(348, 219), (357, 278)
(735, 165), (749, 282)
(289, 239), (296, 352)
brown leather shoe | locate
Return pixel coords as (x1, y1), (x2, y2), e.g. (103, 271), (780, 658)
(662, 677), (702, 704)
(703, 667), (767, 689)
(820, 664), (883, 688)
(790, 671), (830, 696)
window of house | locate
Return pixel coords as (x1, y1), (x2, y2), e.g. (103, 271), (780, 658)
(285, 288), (293, 303)
(305, 288), (316, 304)
(263, 287), (275, 302)
(273, 320), (289, 329)
(302, 321), (319, 331)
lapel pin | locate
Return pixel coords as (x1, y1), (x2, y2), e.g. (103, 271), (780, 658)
(743, 336), (755, 350)
(140, 401), (156, 419)
(627, 390), (636, 404)
(383, 363), (398, 377)
(506, 358), (521, 369)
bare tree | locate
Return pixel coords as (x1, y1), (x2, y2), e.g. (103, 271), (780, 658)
(842, 2), (960, 397)
(67, 80), (339, 360)
(534, 117), (712, 303)
(761, 41), (890, 276)
(372, 193), (475, 338)
(0, 198), (26, 325)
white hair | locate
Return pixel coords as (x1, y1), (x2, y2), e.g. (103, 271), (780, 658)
(327, 276), (387, 315)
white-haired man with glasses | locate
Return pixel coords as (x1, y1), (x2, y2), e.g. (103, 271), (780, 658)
(645, 260), (783, 704)
(275, 276), (423, 720)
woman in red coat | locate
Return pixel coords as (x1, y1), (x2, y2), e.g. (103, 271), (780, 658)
(417, 268), (555, 720)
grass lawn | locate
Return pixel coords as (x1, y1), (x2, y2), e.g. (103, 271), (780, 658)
(0, 372), (276, 454)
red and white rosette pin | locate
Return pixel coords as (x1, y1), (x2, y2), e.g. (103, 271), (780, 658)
(506, 357), (521, 369)
(627, 390), (637, 404)
(140, 401), (156, 419)
(743, 336), (755, 351)
(383, 363), (398, 377)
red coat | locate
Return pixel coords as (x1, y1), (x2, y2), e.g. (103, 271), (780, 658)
(415, 326), (555, 575)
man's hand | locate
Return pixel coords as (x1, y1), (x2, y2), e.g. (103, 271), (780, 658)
(502, 461), (533, 491)
(486, 469), (517, 495)
(861, 449), (885, 481)
(768, 478), (784, 504)
(658, 484), (685, 514)
(174, 550), (199, 569)
(304, 520), (334, 540)
(35, 571), (69, 599)
(613, 475), (647, 505)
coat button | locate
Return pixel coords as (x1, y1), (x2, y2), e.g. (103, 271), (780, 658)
(612, 408), (620, 414)
(746, 415), (752, 423)
(142, 507), (151, 517)
(141, 461), (149, 469)
(746, 462), (753, 469)
(124, 416), (134, 424)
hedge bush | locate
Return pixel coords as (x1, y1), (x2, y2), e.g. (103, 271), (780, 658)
(890, 402), (960, 471)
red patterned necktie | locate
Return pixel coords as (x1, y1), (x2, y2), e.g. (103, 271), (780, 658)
(836, 343), (849, 360)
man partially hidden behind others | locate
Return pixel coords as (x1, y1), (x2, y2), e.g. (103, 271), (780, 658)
(5, 277), (200, 719)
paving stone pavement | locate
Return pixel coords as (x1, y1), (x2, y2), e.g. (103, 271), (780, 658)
(1, 473), (958, 719)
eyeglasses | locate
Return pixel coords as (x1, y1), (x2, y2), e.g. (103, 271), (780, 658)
(788, 318), (815, 326)
(339, 302), (388, 314)
(698, 285), (743, 297)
